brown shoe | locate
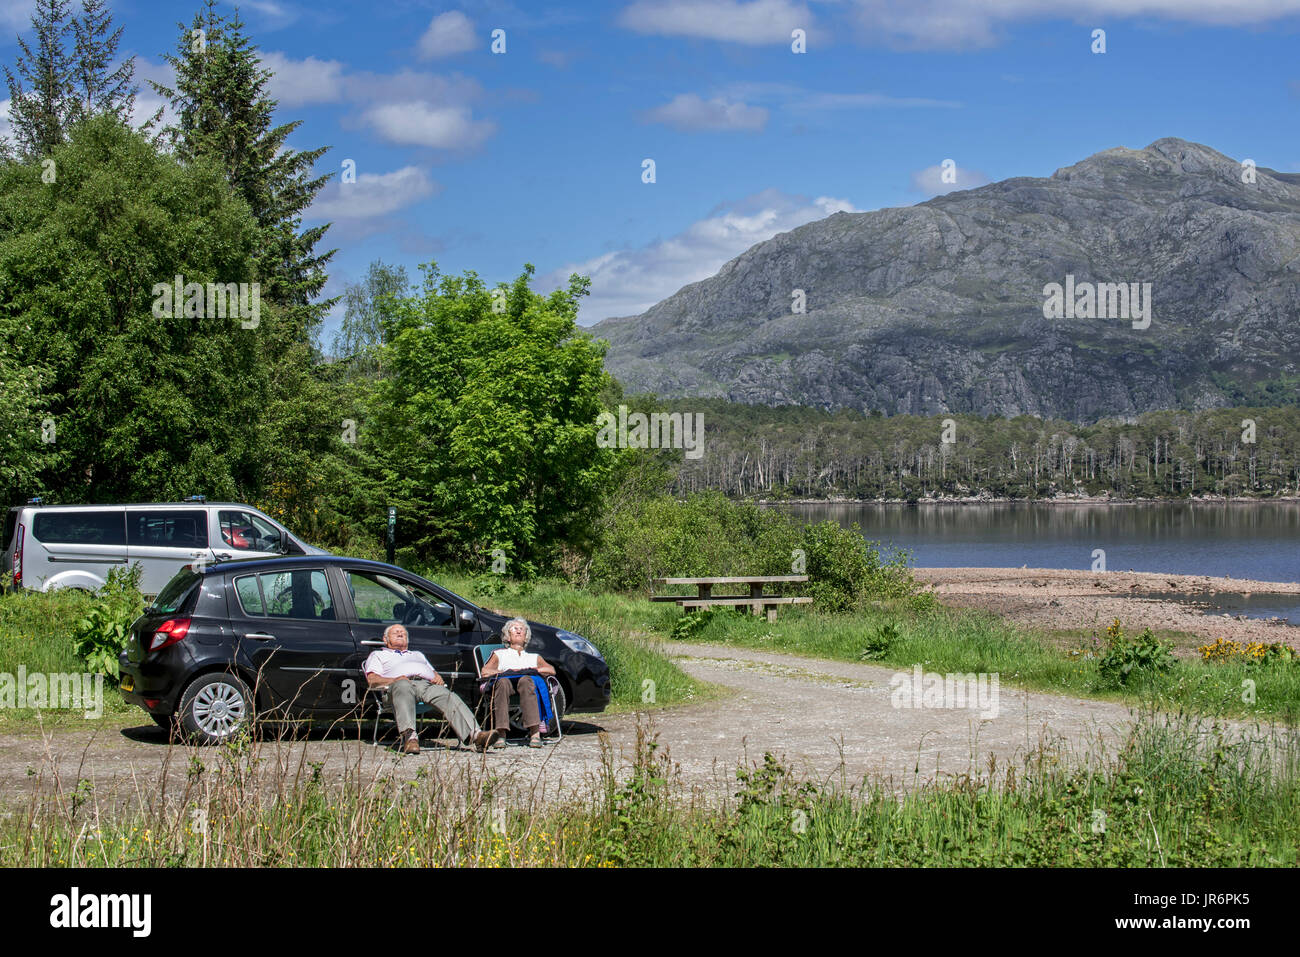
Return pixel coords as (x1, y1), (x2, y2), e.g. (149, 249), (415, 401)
(471, 730), (500, 752)
(402, 731), (420, 755)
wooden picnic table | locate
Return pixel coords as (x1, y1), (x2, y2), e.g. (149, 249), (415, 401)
(652, 575), (812, 622)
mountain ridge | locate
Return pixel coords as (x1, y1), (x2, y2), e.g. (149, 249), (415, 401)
(592, 138), (1300, 422)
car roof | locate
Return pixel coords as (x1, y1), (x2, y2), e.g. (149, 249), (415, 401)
(9, 502), (263, 510)
(201, 556), (478, 610)
(202, 555), (414, 577)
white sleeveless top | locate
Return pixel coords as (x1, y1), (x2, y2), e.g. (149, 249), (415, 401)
(494, 647), (539, 671)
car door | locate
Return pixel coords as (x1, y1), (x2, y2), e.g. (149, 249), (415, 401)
(126, 509), (215, 594)
(342, 568), (464, 682)
(230, 566), (358, 717)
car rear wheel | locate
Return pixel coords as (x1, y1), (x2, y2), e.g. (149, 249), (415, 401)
(177, 673), (254, 745)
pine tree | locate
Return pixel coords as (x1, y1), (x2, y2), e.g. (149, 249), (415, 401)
(69, 0), (137, 126)
(152, 1), (335, 330)
(4, 0), (141, 158)
(3, 0), (74, 158)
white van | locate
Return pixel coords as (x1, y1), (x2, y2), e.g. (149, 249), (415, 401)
(1, 500), (328, 595)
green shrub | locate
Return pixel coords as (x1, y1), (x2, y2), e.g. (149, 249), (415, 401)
(587, 492), (921, 613)
(799, 520), (914, 611)
(858, 622), (899, 660)
(670, 608), (720, 641)
(1096, 619), (1176, 687)
(71, 566), (145, 681)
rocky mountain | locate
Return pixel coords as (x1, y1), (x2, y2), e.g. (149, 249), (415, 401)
(591, 139), (1300, 422)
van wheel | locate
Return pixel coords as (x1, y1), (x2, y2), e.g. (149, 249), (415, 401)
(177, 673), (254, 745)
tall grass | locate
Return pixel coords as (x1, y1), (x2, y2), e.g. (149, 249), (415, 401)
(4, 710), (1297, 867)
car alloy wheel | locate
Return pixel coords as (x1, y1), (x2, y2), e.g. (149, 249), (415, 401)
(178, 673), (254, 744)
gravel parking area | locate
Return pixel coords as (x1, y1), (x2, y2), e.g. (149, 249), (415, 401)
(0, 640), (1154, 815)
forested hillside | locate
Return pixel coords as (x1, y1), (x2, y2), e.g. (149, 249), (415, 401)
(661, 400), (1300, 500)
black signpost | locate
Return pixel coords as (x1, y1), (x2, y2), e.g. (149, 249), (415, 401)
(386, 506), (396, 565)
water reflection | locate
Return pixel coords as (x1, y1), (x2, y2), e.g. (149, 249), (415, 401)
(776, 502), (1300, 584)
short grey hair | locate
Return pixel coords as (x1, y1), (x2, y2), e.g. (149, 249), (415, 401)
(383, 623), (407, 643)
(502, 618), (531, 645)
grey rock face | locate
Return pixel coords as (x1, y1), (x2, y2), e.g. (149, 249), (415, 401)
(592, 139), (1300, 421)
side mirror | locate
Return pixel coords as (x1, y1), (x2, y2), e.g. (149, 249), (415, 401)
(458, 608), (476, 632)
(277, 532), (290, 555)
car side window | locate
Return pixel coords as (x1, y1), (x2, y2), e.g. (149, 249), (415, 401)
(345, 570), (453, 628)
(257, 569), (334, 620)
(218, 510), (282, 552)
(234, 575), (265, 616)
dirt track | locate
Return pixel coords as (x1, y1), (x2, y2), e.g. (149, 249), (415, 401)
(1, 641), (1156, 812)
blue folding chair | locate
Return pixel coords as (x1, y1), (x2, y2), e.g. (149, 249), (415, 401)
(473, 643), (563, 740)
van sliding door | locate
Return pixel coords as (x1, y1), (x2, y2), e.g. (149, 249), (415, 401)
(125, 509), (215, 595)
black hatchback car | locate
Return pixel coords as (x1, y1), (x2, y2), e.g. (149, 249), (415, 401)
(119, 556), (611, 743)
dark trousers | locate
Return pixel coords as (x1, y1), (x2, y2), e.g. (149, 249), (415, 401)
(490, 676), (540, 733)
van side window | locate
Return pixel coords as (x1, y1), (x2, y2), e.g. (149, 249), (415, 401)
(127, 510), (208, 548)
(218, 510), (282, 552)
(33, 511), (126, 545)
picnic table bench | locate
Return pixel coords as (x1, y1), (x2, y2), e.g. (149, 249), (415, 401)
(652, 575), (812, 622)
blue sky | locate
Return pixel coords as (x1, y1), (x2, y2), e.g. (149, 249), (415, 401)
(3, 0), (1300, 340)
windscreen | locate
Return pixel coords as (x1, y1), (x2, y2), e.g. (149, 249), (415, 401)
(150, 568), (201, 615)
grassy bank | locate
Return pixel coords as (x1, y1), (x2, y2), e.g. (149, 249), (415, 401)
(4, 710), (1297, 867)
(670, 602), (1300, 723)
(423, 570), (1300, 723)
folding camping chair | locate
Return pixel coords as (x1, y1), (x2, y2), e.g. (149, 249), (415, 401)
(473, 642), (563, 741)
(364, 677), (442, 745)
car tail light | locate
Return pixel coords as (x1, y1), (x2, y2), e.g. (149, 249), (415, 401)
(12, 523), (23, 589)
(149, 618), (192, 652)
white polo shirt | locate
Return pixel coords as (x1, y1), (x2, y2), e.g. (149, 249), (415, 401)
(364, 647), (437, 682)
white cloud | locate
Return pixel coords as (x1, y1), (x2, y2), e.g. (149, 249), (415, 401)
(618, 0), (815, 44)
(0, 97), (11, 145)
(642, 93), (768, 131)
(242, 0), (299, 27)
(262, 51), (346, 106)
(849, 0), (1300, 50)
(129, 58), (178, 133)
(360, 101), (496, 149)
(910, 162), (991, 196)
(307, 165), (438, 220)
(543, 189), (858, 323)
(419, 11), (479, 58)
(719, 81), (960, 111)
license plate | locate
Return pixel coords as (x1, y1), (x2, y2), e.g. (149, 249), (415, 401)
(120, 675), (134, 692)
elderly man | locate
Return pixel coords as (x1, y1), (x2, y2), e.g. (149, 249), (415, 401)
(364, 624), (498, 754)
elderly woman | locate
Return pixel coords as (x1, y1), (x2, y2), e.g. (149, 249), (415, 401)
(480, 617), (556, 747)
